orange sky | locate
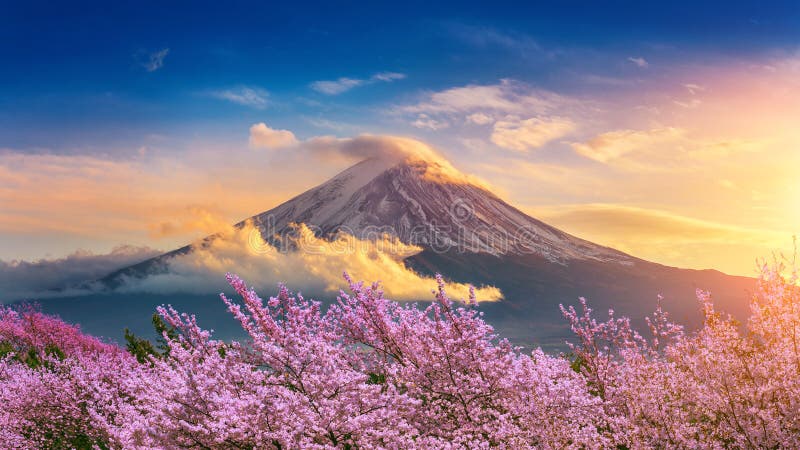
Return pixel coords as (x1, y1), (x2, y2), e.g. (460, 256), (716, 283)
(2, 57), (799, 277)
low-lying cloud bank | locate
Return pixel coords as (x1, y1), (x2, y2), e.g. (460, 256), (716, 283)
(0, 246), (161, 302)
(2, 222), (502, 304)
(117, 222), (503, 302)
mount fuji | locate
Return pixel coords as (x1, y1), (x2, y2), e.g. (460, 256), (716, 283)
(96, 150), (754, 347)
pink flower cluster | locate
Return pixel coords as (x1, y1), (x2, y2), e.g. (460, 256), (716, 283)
(2, 264), (800, 448)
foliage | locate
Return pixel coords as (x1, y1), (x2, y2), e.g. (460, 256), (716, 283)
(2, 262), (800, 448)
(123, 313), (179, 364)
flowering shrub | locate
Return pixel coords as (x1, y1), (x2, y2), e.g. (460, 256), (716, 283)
(1, 262), (800, 448)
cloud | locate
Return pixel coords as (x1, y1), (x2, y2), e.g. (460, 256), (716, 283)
(247, 122), (467, 166)
(0, 133), (498, 300)
(371, 72), (406, 82)
(310, 72), (406, 95)
(534, 203), (787, 274)
(571, 127), (685, 163)
(396, 80), (583, 151)
(0, 148), (306, 252)
(445, 23), (544, 55)
(210, 87), (269, 108)
(148, 206), (234, 239)
(120, 222), (502, 302)
(491, 116), (576, 152)
(411, 114), (449, 130)
(466, 112), (494, 125)
(537, 204), (773, 244)
(627, 56), (648, 68)
(673, 98), (702, 109)
(0, 246), (161, 302)
(141, 48), (169, 72)
(400, 79), (566, 116)
(248, 126), (495, 189)
(0, 131), (491, 258)
(310, 77), (364, 95)
(305, 117), (357, 132)
(249, 123), (299, 149)
(683, 83), (706, 95)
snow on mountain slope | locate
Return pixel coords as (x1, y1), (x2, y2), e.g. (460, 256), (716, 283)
(246, 156), (634, 265)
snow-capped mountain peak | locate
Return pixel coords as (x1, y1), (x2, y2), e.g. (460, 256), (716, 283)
(247, 156), (633, 265)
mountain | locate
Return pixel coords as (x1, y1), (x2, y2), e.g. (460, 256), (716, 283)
(101, 154), (755, 348)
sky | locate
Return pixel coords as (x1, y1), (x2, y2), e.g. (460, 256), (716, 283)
(2, 0), (800, 279)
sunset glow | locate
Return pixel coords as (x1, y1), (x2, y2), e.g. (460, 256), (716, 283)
(1, 3), (799, 282)
(5, 3), (800, 447)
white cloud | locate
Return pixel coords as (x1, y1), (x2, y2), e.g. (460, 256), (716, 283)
(401, 79), (565, 116)
(673, 98), (702, 109)
(491, 116), (576, 152)
(120, 222), (502, 302)
(445, 23), (544, 55)
(210, 87), (269, 109)
(627, 56), (648, 68)
(310, 71), (406, 95)
(310, 77), (364, 95)
(466, 112), (494, 125)
(142, 48), (169, 72)
(247, 127), (492, 188)
(571, 127), (685, 163)
(683, 83), (706, 95)
(371, 72), (406, 82)
(411, 114), (449, 130)
(249, 123), (299, 149)
(305, 117), (356, 132)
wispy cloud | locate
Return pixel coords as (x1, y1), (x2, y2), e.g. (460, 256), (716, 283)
(466, 112), (494, 125)
(140, 48), (170, 72)
(673, 98), (702, 109)
(148, 206), (234, 239)
(683, 83), (705, 95)
(533, 203), (787, 274)
(0, 148), (301, 249)
(310, 77), (363, 95)
(396, 80), (581, 152)
(627, 56), (648, 68)
(537, 203), (782, 245)
(310, 72), (406, 95)
(411, 114), (449, 130)
(209, 87), (269, 109)
(571, 127), (685, 163)
(445, 23), (547, 56)
(371, 72), (406, 82)
(400, 79), (567, 116)
(491, 116), (576, 152)
(305, 117), (357, 132)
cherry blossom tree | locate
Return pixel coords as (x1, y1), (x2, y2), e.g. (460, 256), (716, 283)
(2, 261), (800, 448)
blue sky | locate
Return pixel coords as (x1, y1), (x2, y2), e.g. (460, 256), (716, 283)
(2, 1), (798, 151)
(2, 1), (800, 277)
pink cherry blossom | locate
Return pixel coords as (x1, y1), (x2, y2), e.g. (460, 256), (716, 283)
(2, 261), (800, 448)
